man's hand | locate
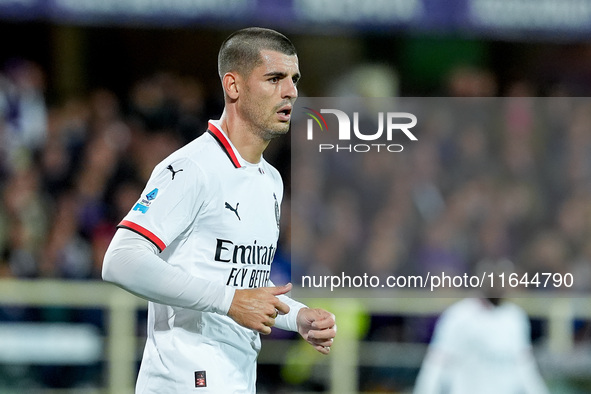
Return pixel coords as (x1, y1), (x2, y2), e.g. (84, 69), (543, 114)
(227, 283), (292, 335)
(297, 308), (337, 355)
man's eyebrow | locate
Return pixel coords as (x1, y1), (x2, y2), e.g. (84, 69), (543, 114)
(264, 71), (287, 78)
(264, 71), (301, 80)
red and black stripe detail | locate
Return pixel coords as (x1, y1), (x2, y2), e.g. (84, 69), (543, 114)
(207, 122), (241, 168)
(118, 220), (166, 252)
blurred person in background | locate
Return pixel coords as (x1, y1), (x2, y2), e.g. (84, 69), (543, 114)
(413, 261), (549, 394)
(0, 59), (48, 173)
(102, 27), (336, 393)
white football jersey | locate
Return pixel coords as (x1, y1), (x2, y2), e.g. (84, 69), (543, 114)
(119, 120), (284, 393)
(413, 298), (549, 394)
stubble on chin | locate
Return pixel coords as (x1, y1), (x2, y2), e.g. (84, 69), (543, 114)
(262, 123), (290, 141)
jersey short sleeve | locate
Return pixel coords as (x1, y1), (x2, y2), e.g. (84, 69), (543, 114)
(119, 157), (208, 252)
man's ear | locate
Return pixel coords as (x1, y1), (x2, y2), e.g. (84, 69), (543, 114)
(222, 72), (240, 100)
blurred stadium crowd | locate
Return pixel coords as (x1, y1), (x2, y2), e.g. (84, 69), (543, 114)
(0, 61), (230, 282)
(288, 70), (591, 391)
(2, 45), (591, 391)
(293, 73), (591, 296)
(293, 94), (591, 294)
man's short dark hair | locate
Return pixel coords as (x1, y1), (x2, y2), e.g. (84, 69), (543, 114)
(218, 27), (297, 79)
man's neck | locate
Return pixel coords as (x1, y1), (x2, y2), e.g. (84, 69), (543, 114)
(219, 112), (270, 164)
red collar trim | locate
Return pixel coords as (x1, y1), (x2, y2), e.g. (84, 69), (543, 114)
(207, 122), (242, 169)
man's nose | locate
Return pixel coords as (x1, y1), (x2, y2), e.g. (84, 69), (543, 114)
(282, 79), (298, 99)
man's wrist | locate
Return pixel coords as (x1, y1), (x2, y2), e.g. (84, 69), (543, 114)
(218, 286), (237, 315)
(276, 304), (306, 332)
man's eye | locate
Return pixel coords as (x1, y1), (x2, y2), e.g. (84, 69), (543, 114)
(270, 77), (279, 83)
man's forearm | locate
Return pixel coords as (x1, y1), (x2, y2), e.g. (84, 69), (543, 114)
(102, 228), (235, 315)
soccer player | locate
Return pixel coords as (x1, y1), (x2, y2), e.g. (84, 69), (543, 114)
(102, 27), (336, 393)
(413, 297), (549, 394)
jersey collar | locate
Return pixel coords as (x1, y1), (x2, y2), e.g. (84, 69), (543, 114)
(207, 121), (242, 169)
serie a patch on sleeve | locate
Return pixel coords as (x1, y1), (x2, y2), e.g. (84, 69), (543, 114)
(132, 188), (159, 214)
(194, 370), (207, 388)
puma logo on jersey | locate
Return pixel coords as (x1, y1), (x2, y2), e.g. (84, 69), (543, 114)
(166, 165), (183, 180)
(225, 202), (241, 220)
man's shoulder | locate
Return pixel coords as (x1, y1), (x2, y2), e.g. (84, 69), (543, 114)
(261, 159), (284, 193)
(147, 133), (220, 187)
(261, 159), (282, 179)
(438, 298), (481, 323)
(164, 132), (225, 169)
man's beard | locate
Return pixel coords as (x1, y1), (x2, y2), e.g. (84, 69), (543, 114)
(261, 123), (290, 141)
